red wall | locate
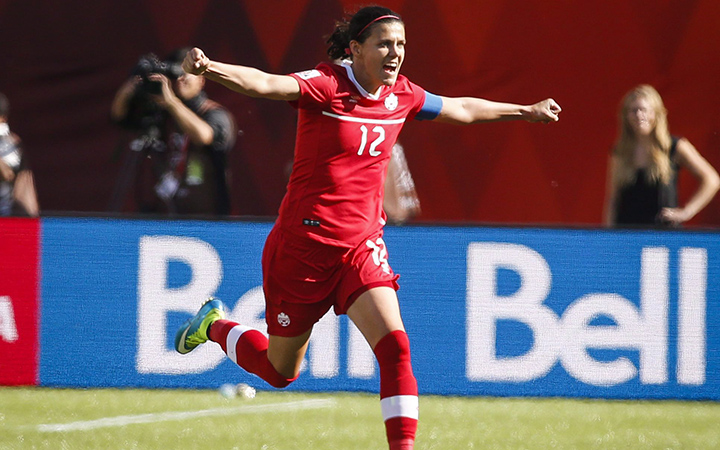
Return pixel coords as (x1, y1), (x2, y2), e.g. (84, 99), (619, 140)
(1, 0), (718, 226)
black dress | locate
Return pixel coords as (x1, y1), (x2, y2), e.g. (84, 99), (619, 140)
(615, 137), (679, 226)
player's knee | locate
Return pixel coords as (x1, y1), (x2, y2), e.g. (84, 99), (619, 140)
(373, 330), (411, 366)
(267, 361), (301, 389)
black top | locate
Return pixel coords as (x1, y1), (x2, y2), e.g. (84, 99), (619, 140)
(615, 137), (679, 226)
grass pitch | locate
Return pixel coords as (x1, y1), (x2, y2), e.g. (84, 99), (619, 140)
(1, 387), (719, 449)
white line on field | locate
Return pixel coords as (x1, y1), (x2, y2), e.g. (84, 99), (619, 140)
(35, 398), (336, 433)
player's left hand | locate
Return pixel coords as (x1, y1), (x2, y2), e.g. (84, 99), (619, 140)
(528, 98), (562, 123)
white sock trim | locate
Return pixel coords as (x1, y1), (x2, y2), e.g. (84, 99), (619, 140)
(380, 395), (419, 421)
(226, 325), (253, 364)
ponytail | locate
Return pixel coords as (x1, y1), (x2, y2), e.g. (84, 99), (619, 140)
(326, 19), (351, 60)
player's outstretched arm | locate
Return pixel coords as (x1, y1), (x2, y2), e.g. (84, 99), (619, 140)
(183, 48), (300, 101)
(434, 96), (561, 125)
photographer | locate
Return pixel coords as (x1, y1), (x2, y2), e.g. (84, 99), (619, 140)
(110, 49), (236, 215)
(0, 92), (39, 217)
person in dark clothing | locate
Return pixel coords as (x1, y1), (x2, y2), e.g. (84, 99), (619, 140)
(110, 49), (236, 215)
(604, 85), (719, 227)
(0, 92), (39, 217)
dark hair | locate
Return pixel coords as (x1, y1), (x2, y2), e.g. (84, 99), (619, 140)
(0, 93), (9, 117)
(326, 5), (403, 60)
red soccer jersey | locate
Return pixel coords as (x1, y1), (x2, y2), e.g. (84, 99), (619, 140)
(281, 61), (429, 247)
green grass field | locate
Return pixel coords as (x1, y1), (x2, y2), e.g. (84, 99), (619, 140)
(1, 387), (719, 449)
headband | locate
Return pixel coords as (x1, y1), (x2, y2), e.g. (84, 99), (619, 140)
(355, 14), (401, 39)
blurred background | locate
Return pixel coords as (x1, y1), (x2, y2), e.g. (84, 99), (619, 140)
(1, 0), (718, 226)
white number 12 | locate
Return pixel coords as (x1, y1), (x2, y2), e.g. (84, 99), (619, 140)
(357, 125), (386, 157)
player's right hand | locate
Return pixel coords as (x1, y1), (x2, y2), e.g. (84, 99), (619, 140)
(183, 47), (210, 75)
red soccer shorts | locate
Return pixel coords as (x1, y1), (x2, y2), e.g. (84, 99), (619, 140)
(261, 226), (400, 337)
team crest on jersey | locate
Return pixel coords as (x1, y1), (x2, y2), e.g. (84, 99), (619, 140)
(295, 69), (321, 80)
(384, 93), (399, 111)
(277, 312), (291, 327)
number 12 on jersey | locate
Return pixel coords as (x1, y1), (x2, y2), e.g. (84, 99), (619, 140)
(357, 125), (386, 157)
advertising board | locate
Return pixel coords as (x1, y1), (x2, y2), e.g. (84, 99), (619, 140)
(0, 218), (40, 386)
(39, 218), (719, 400)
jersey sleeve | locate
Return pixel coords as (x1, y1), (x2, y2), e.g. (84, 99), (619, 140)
(288, 65), (337, 109)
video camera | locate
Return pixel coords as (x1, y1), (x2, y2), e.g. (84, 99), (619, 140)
(132, 53), (184, 95)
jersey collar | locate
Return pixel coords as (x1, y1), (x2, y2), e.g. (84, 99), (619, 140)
(341, 60), (383, 100)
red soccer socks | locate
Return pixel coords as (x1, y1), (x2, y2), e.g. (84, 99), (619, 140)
(209, 319), (297, 388)
(373, 330), (418, 450)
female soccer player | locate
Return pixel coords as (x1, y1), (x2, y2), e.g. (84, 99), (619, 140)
(175, 6), (561, 449)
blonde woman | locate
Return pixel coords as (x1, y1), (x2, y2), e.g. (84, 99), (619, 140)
(604, 85), (719, 227)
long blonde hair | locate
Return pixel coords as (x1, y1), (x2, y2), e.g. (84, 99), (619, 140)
(613, 84), (674, 187)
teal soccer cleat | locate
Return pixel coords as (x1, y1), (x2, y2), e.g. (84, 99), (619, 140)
(174, 298), (227, 354)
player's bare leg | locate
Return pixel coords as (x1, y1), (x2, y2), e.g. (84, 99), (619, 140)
(267, 331), (312, 378)
(348, 286), (405, 346)
(348, 286), (418, 450)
